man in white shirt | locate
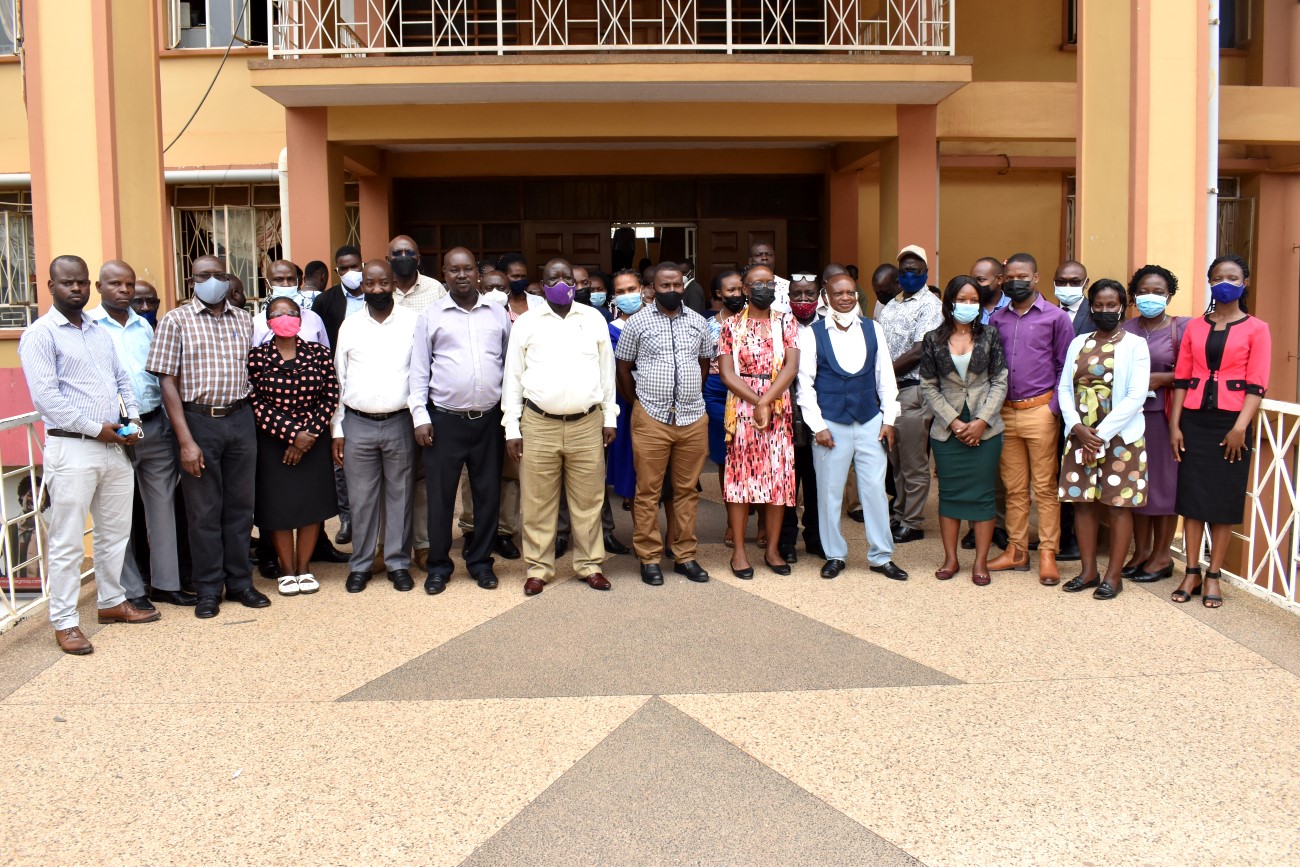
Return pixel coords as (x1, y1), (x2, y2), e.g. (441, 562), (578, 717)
(503, 258), (618, 596)
(797, 273), (908, 581)
(330, 260), (420, 593)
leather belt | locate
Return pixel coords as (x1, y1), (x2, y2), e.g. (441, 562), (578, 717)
(896, 379), (920, 390)
(430, 403), (491, 420)
(1006, 391), (1053, 410)
(525, 399), (597, 422)
(47, 429), (92, 440)
(348, 406), (408, 422)
(139, 407), (163, 422)
(182, 398), (248, 418)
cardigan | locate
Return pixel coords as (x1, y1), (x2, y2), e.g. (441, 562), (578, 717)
(917, 324), (1009, 441)
(1173, 314), (1271, 412)
(1057, 329), (1150, 446)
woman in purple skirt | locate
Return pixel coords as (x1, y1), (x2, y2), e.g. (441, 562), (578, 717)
(1120, 265), (1187, 582)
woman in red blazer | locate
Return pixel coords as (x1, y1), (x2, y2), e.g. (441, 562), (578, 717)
(1168, 254), (1271, 608)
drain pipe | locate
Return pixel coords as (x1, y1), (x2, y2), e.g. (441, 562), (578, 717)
(1206, 0), (1220, 274)
(278, 147), (291, 261)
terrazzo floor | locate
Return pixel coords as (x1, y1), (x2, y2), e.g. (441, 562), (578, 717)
(3, 473), (1298, 866)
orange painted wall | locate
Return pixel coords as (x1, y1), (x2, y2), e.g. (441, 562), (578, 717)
(0, 64), (28, 173)
(938, 169), (1066, 290)
(955, 0), (1075, 82)
(159, 53), (285, 168)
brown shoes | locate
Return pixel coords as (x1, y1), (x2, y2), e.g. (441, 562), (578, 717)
(370, 543), (386, 575)
(55, 626), (93, 655)
(413, 548), (430, 572)
(988, 545), (1030, 572)
(582, 572), (611, 591)
(1039, 550), (1061, 586)
(97, 601), (162, 624)
(524, 577), (545, 596)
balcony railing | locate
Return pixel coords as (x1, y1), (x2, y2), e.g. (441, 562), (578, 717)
(267, 0), (955, 58)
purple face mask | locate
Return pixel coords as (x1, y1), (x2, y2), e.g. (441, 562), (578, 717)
(543, 280), (576, 305)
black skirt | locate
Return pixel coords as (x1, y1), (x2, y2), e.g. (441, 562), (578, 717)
(254, 427), (338, 531)
(1175, 409), (1251, 525)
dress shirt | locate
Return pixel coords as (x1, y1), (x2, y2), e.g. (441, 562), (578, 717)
(252, 307), (331, 348)
(19, 308), (138, 436)
(796, 315), (899, 433)
(394, 272), (448, 314)
(613, 303), (716, 426)
(344, 288), (366, 318)
(409, 292), (510, 425)
(989, 293), (1075, 413)
(146, 299), (254, 405)
(981, 292), (1012, 325)
(878, 289), (944, 381)
(502, 302), (617, 440)
(87, 306), (161, 413)
(331, 305), (418, 438)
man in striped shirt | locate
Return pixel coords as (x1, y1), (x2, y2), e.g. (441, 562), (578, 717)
(18, 255), (160, 655)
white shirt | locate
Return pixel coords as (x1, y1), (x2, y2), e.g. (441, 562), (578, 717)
(394, 272), (448, 314)
(796, 316), (900, 433)
(502, 302), (618, 440)
(772, 275), (791, 313)
(331, 304), (418, 437)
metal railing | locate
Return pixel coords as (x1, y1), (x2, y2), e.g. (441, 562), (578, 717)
(268, 0), (954, 57)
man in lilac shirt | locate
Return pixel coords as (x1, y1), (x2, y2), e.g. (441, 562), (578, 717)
(987, 252), (1073, 584)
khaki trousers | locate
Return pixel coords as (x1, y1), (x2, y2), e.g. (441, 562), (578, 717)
(888, 385), (934, 531)
(630, 404), (709, 563)
(520, 408), (606, 582)
(999, 402), (1061, 553)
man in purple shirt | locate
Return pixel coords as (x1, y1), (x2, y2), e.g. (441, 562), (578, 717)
(987, 252), (1073, 584)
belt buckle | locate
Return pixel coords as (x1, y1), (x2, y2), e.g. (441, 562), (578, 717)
(468, 409), (484, 420)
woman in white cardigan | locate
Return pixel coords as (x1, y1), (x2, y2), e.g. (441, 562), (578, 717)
(1055, 279), (1151, 600)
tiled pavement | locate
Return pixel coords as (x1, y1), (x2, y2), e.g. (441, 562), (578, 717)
(3, 474), (1298, 866)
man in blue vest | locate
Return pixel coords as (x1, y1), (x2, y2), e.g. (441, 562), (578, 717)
(795, 273), (908, 581)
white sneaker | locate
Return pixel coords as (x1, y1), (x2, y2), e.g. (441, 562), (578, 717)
(277, 575), (300, 596)
(296, 573), (320, 594)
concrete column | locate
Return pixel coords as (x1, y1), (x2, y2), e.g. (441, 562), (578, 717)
(358, 174), (392, 260)
(826, 170), (860, 268)
(285, 107), (346, 266)
(880, 105), (938, 277)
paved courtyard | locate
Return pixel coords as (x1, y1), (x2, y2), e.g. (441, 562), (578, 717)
(3, 478), (1298, 866)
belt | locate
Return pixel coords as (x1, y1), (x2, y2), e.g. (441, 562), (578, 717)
(139, 407), (163, 422)
(1006, 391), (1054, 410)
(896, 379), (920, 390)
(182, 398), (248, 418)
(348, 406), (408, 422)
(47, 429), (92, 440)
(430, 403), (492, 420)
(525, 399), (598, 422)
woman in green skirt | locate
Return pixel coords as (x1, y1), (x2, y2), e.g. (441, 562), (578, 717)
(919, 276), (1008, 585)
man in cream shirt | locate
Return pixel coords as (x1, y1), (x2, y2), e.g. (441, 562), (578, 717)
(503, 257), (618, 597)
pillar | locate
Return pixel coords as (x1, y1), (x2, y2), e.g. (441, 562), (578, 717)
(24, 0), (173, 310)
(285, 107), (346, 266)
(358, 174), (392, 260)
(880, 105), (938, 277)
(827, 170), (860, 267)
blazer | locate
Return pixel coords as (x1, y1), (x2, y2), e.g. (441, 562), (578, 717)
(1065, 302), (1096, 337)
(918, 324), (1009, 441)
(1058, 330), (1150, 445)
(311, 284), (352, 354)
(1173, 314), (1271, 413)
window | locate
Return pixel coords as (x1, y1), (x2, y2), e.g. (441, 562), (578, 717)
(167, 0), (266, 49)
(0, 1), (19, 55)
(344, 181), (360, 249)
(172, 185), (283, 302)
(0, 190), (35, 328)
(1216, 177), (1254, 267)
(1063, 175), (1076, 263)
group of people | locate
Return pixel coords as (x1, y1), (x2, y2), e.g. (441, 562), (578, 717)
(18, 236), (1270, 655)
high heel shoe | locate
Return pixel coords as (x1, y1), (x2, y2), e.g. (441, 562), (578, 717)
(764, 557), (791, 576)
(1170, 567), (1202, 604)
(1202, 570), (1223, 608)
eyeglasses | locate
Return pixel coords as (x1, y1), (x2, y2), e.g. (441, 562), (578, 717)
(1056, 277), (1087, 287)
(745, 281), (777, 291)
(266, 311), (300, 320)
(791, 274), (817, 282)
(388, 249), (417, 259)
(130, 298), (160, 309)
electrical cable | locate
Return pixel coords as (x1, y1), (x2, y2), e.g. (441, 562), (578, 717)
(164, 0), (250, 153)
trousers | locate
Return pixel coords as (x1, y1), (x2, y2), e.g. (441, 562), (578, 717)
(888, 385), (933, 531)
(342, 410), (415, 573)
(999, 402), (1062, 553)
(119, 412), (181, 595)
(177, 407), (255, 597)
(520, 408), (606, 582)
(630, 405), (709, 563)
(424, 408), (504, 576)
(813, 415), (894, 566)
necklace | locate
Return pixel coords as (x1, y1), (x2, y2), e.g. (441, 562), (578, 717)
(1139, 313), (1168, 333)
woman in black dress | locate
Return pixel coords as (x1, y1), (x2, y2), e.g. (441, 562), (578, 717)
(248, 297), (339, 596)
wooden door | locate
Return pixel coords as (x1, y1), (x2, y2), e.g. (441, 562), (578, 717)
(524, 222), (612, 278)
(697, 220), (787, 286)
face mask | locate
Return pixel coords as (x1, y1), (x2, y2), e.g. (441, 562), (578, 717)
(270, 286), (299, 299)
(789, 300), (819, 322)
(140, 310), (157, 327)
(1092, 310), (1122, 332)
(483, 289), (508, 307)
(898, 270), (928, 294)
(952, 302), (980, 324)
(268, 314), (301, 338)
(614, 294), (643, 315)
(721, 295), (747, 313)
(544, 281), (575, 305)
(1006, 279), (1034, 303)
(829, 308), (859, 329)
(390, 257), (418, 278)
(655, 291), (684, 312)
(193, 276), (230, 305)
(509, 278), (529, 295)
(364, 291), (394, 312)
(575, 290), (592, 307)
(748, 285), (776, 310)
(1054, 284), (1084, 307)
(589, 291), (607, 308)
(1134, 293), (1168, 318)
(340, 270), (363, 292)
(1210, 281), (1245, 304)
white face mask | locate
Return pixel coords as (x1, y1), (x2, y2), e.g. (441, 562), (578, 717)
(340, 270), (364, 292)
(829, 308), (859, 329)
(483, 288), (508, 306)
(1054, 284), (1085, 306)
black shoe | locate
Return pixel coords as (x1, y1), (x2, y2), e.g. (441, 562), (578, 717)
(603, 533), (630, 556)
(848, 508), (865, 523)
(1062, 574), (1101, 593)
(473, 570), (499, 590)
(1132, 563), (1174, 583)
(892, 526), (925, 544)
(345, 572), (369, 593)
(1056, 540), (1081, 562)
(150, 588), (197, 607)
(312, 538), (351, 564)
(555, 536), (570, 559)
(194, 595), (221, 618)
(423, 573), (447, 595)
(821, 559), (846, 579)
(961, 528), (976, 550)
(870, 561), (909, 581)
(334, 517), (352, 546)
(388, 569), (414, 592)
(126, 595), (157, 612)
(256, 556), (280, 581)
(992, 527), (1010, 550)
(804, 540), (826, 559)
(673, 560), (710, 583)
(764, 557), (792, 576)
(494, 535), (521, 560)
(1093, 579), (1122, 600)
(225, 587), (271, 608)
(640, 563), (664, 585)
(731, 564), (755, 579)
(778, 544), (798, 563)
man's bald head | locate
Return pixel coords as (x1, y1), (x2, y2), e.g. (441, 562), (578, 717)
(387, 235), (418, 256)
(99, 260), (135, 283)
(96, 260), (137, 314)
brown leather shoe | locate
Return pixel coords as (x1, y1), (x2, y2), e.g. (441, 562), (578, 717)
(988, 545), (1030, 572)
(1039, 550), (1061, 586)
(524, 577), (545, 596)
(97, 601), (161, 624)
(413, 548), (430, 572)
(370, 543), (386, 575)
(582, 572), (611, 591)
(55, 626), (93, 654)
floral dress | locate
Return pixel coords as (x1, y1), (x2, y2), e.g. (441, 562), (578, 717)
(719, 311), (799, 505)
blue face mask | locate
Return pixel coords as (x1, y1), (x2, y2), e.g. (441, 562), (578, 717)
(589, 291), (607, 308)
(1134, 293), (1168, 318)
(613, 294), (643, 315)
(898, 270), (928, 294)
(1210, 281), (1245, 304)
(952, 302), (981, 324)
(140, 310), (157, 327)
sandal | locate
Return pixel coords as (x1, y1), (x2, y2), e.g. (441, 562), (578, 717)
(277, 575), (300, 596)
(1170, 567), (1202, 604)
(296, 573), (320, 594)
(1202, 571), (1223, 609)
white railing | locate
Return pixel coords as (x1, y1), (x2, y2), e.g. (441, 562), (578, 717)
(268, 0), (954, 57)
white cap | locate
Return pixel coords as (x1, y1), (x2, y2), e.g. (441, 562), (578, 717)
(897, 245), (928, 266)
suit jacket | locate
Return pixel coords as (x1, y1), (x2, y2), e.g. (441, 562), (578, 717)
(918, 324), (1009, 441)
(1065, 302), (1095, 336)
(312, 283), (353, 353)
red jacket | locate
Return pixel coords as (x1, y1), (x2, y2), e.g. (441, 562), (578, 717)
(1174, 314), (1271, 412)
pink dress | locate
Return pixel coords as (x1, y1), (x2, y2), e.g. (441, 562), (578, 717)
(720, 313), (799, 506)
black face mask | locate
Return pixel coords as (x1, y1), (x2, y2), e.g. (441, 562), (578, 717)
(721, 295), (747, 313)
(749, 285), (776, 310)
(391, 257), (418, 278)
(1005, 279), (1034, 303)
(575, 289), (592, 307)
(508, 278), (529, 295)
(1091, 310), (1122, 332)
(364, 292), (394, 312)
(655, 291), (684, 311)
